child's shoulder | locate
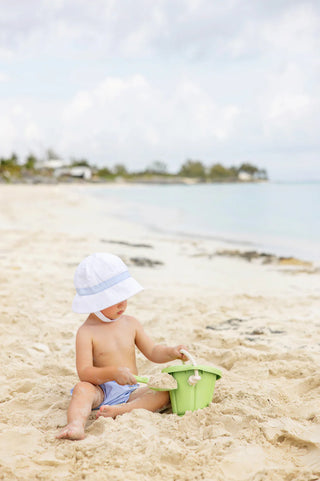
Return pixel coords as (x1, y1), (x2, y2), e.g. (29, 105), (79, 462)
(122, 314), (139, 324)
(76, 318), (93, 335)
(122, 314), (145, 331)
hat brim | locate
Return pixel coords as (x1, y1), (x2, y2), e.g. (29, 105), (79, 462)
(72, 277), (143, 313)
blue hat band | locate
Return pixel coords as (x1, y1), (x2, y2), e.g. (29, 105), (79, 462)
(76, 270), (130, 296)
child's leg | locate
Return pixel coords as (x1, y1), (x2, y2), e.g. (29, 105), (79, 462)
(96, 386), (169, 418)
(56, 381), (104, 440)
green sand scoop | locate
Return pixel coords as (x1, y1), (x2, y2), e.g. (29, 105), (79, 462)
(162, 349), (222, 415)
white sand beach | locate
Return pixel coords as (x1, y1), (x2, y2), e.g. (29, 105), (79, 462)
(0, 184), (319, 481)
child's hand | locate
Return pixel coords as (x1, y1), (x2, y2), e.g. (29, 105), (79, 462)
(114, 367), (137, 385)
(170, 345), (189, 361)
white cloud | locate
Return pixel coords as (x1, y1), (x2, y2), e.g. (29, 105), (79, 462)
(0, 46), (14, 60)
(261, 3), (320, 55)
(58, 75), (240, 168)
(2, 0), (316, 61)
(63, 91), (93, 120)
(256, 59), (320, 147)
(0, 0), (319, 178)
(0, 72), (10, 82)
(12, 104), (24, 116)
(25, 122), (41, 142)
(268, 93), (311, 122)
(0, 116), (16, 153)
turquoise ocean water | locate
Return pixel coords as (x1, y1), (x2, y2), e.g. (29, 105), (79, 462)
(91, 182), (320, 261)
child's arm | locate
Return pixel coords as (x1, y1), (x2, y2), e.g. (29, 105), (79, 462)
(75, 327), (137, 385)
(134, 319), (188, 363)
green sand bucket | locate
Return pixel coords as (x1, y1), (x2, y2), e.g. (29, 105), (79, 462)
(162, 350), (222, 416)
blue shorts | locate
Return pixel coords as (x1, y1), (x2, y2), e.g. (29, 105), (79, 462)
(71, 381), (139, 410)
(95, 381), (139, 410)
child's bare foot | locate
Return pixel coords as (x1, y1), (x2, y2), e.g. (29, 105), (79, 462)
(56, 421), (85, 440)
(96, 404), (128, 419)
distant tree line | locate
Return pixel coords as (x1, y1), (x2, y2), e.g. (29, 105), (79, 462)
(176, 160), (267, 180)
(0, 150), (268, 182)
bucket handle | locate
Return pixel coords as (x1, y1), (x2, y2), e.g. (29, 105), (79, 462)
(180, 349), (201, 386)
(180, 349), (197, 366)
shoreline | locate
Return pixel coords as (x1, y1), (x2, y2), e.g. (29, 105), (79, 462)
(81, 182), (320, 266)
(1, 182), (316, 267)
(1, 184), (320, 480)
(1, 182), (317, 267)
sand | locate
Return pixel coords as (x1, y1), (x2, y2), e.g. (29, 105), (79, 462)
(147, 373), (178, 390)
(0, 183), (319, 481)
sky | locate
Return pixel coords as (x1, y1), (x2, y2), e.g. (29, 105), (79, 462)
(0, 0), (319, 180)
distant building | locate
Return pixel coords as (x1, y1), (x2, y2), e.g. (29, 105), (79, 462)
(35, 157), (92, 180)
(238, 171), (253, 181)
(54, 166), (92, 180)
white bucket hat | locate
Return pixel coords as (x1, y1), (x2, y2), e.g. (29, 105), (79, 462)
(72, 253), (143, 313)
